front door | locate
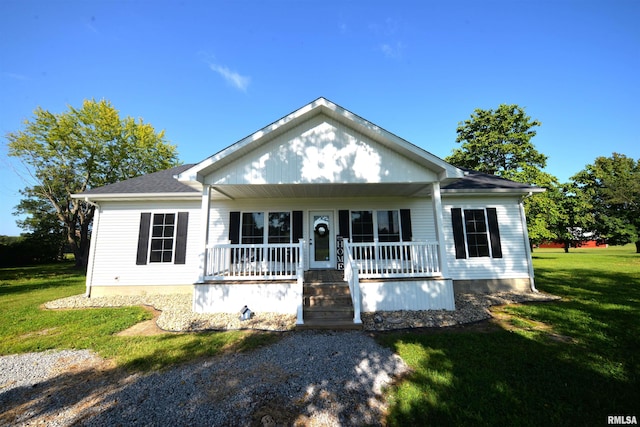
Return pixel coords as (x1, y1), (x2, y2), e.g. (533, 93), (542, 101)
(309, 211), (335, 269)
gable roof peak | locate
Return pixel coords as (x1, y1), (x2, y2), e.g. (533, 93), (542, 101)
(177, 97), (464, 184)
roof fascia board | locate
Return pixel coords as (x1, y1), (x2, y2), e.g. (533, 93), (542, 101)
(71, 192), (201, 202)
(441, 188), (545, 196)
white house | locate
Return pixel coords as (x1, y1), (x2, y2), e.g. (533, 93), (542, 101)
(75, 98), (543, 327)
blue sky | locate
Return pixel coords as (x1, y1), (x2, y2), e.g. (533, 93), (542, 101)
(1, 0), (638, 236)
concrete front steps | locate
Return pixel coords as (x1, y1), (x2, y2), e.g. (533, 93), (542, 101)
(297, 270), (362, 330)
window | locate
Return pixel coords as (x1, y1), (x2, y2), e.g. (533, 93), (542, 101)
(234, 211), (292, 263)
(237, 212), (292, 244)
(350, 210), (403, 242)
(451, 207), (502, 259)
(230, 211), (301, 245)
(268, 212), (291, 244)
(150, 213), (175, 263)
(464, 209), (490, 257)
(347, 210), (407, 260)
(351, 211), (374, 242)
(241, 212), (264, 244)
(377, 210), (400, 242)
(136, 212), (189, 265)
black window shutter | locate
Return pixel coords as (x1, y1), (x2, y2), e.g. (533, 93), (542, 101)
(174, 212), (189, 264)
(338, 210), (350, 239)
(486, 208), (503, 258)
(229, 211), (241, 244)
(292, 211), (303, 242)
(400, 209), (412, 241)
(451, 208), (467, 259)
(136, 212), (152, 265)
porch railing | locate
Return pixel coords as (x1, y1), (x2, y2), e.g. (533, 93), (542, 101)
(347, 240), (441, 278)
(343, 238), (362, 324)
(206, 240), (304, 280)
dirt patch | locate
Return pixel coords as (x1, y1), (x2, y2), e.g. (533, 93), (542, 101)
(250, 397), (305, 427)
(18, 327), (60, 340)
(488, 306), (577, 344)
(115, 305), (171, 337)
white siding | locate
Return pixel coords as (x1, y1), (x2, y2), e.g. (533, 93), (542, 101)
(193, 283), (300, 314)
(206, 114), (437, 185)
(442, 196), (531, 281)
(360, 279), (455, 311)
(88, 200), (201, 289)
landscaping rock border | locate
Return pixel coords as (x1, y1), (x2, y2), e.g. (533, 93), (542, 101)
(45, 291), (560, 332)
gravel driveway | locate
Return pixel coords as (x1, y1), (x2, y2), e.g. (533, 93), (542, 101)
(0, 331), (409, 426)
(1, 291), (559, 426)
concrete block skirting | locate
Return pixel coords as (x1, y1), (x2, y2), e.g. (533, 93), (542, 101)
(453, 278), (531, 294)
(89, 284), (194, 297)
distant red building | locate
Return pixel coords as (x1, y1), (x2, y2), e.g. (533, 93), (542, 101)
(539, 240), (607, 249)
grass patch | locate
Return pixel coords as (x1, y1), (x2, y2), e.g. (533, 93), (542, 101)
(0, 263), (280, 371)
(379, 245), (640, 425)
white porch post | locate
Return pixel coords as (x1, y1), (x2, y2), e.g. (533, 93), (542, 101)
(431, 181), (449, 278)
(198, 185), (212, 283)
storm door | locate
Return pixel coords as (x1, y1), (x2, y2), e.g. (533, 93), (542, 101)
(309, 211), (335, 269)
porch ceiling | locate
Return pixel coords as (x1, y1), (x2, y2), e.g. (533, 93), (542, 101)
(209, 183), (434, 200)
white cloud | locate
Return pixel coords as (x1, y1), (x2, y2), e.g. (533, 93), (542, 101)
(380, 42), (405, 59)
(209, 63), (251, 92)
(2, 72), (28, 81)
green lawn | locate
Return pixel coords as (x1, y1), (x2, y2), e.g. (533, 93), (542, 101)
(0, 263), (278, 371)
(2, 248), (639, 423)
(378, 245), (640, 426)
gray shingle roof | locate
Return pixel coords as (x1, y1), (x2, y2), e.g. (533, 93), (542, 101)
(81, 164), (199, 195)
(80, 164), (540, 197)
(442, 168), (541, 192)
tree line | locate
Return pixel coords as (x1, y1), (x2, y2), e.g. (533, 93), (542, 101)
(446, 104), (639, 253)
(2, 99), (639, 268)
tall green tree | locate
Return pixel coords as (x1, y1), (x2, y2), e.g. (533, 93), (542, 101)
(15, 194), (67, 260)
(445, 105), (559, 246)
(510, 166), (564, 246)
(6, 99), (180, 268)
(446, 104), (546, 176)
(572, 153), (640, 252)
(552, 182), (596, 252)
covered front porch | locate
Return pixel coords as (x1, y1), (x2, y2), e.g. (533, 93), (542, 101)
(195, 237), (454, 327)
(191, 181), (455, 326)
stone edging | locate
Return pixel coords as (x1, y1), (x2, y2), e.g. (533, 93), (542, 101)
(45, 291), (560, 332)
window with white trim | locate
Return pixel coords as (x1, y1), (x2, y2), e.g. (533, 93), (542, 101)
(268, 212), (291, 244)
(350, 210), (402, 242)
(240, 212), (291, 244)
(150, 213), (176, 263)
(451, 207), (503, 259)
(241, 212), (264, 244)
(377, 210), (401, 242)
(351, 211), (374, 242)
(463, 209), (490, 257)
(136, 212), (189, 265)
